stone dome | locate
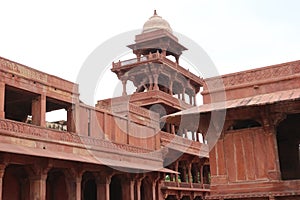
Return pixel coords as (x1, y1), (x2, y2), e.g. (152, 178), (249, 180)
(142, 10), (173, 33)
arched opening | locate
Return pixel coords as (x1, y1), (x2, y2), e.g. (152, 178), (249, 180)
(82, 172), (97, 200)
(141, 176), (152, 200)
(46, 169), (68, 200)
(110, 175), (122, 200)
(277, 113), (300, 180)
(3, 164), (30, 200)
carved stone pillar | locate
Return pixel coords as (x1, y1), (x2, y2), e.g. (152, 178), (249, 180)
(0, 83), (5, 119)
(194, 94), (197, 106)
(31, 94), (46, 127)
(135, 179), (142, 200)
(153, 74), (159, 91)
(148, 75), (153, 91)
(169, 80), (173, 95)
(171, 125), (175, 135)
(0, 164), (6, 200)
(67, 104), (78, 133)
(182, 88), (185, 101)
(29, 173), (47, 200)
(95, 174), (111, 200)
(75, 176), (81, 200)
(122, 78), (127, 96)
(187, 163), (192, 184)
(122, 176), (135, 200)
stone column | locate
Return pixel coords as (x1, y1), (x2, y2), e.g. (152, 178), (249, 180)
(31, 94), (46, 127)
(171, 125), (175, 135)
(29, 173), (47, 200)
(122, 177), (135, 200)
(122, 78), (127, 96)
(194, 94), (197, 106)
(135, 179), (142, 200)
(187, 163), (192, 184)
(148, 75), (153, 91)
(182, 88), (185, 101)
(75, 176), (82, 200)
(96, 175), (111, 200)
(67, 105), (77, 133)
(0, 164), (6, 200)
(151, 179), (157, 200)
(169, 80), (173, 95)
(153, 74), (159, 91)
(0, 83), (5, 119)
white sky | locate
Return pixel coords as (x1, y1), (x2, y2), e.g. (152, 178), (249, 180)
(1, 0), (300, 104)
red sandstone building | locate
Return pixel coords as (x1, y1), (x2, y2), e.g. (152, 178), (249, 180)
(0, 11), (299, 200)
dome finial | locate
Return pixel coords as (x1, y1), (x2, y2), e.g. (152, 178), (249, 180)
(154, 10), (157, 15)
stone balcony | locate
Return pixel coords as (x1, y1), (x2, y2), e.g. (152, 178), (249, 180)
(112, 52), (203, 86)
(160, 131), (209, 157)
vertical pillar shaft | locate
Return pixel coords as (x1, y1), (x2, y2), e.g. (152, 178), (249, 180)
(0, 83), (5, 119)
(182, 88), (185, 101)
(136, 179), (141, 200)
(96, 175), (111, 200)
(122, 79), (127, 96)
(169, 80), (173, 95)
(148, 75), (153, 91)
(171, 125), (175, 135)
(29, 174), (47, 200)
(152, 180), (157, 200)
(76, 177), (81, 200)
(153, 74), (159, 91)
(122, 179), (135, 200)
(188, 163), (192, 183)
(32, 94), (46, 127)
(67, 106), (75, 132)
(0, 164), (6, 200)
(194, 94), (197, 106)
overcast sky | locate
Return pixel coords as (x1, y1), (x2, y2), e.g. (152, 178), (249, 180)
(1, 0), (299, 102)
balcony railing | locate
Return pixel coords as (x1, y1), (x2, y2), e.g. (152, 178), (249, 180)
(112, 52), (203, 85)
(0, 118), (159, 156)
(160, 131), (209, 157)
(163, 181), (210, 189)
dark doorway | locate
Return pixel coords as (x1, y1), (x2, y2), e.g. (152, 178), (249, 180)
(82, 172), (97, 200)
(110, 175), (122, 200)
(2, 164), (30, 200)
(277, 113), (300, 180)
(141, 177), (152, 200)
(46, 169), (68, 200)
